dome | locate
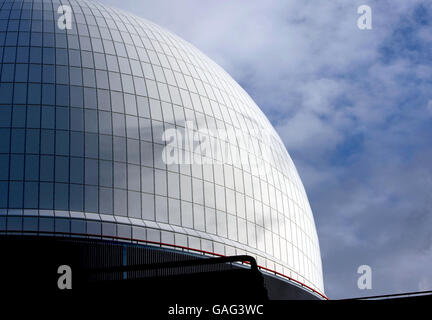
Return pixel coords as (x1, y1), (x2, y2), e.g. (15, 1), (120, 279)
(0, 0), (324, 294)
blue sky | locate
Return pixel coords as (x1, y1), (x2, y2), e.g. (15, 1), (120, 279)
(102, 0), (432, 298)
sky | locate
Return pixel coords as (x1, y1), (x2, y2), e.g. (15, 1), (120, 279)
(101, 0), (432, 299)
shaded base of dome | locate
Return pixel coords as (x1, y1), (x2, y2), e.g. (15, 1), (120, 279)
(0, 235), (322, 300)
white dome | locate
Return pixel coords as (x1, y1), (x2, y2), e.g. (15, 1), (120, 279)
(0, 0), (324, 295)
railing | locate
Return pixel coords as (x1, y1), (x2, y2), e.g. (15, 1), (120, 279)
(87, 255), (259, 275)
(342, 290), (432, 300)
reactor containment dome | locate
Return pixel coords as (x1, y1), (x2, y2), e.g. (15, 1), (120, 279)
(0, 0), (324, 296)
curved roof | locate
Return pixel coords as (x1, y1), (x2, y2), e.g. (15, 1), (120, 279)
(0, 0), (324, 294)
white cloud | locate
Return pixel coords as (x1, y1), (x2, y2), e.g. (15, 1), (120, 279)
(275, 111), (343, 155)
(300, 79), (344, 116)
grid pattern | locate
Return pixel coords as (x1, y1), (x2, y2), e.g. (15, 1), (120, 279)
(0, 0), (324, 293)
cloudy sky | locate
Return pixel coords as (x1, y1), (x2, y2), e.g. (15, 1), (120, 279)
(101, 0), (432, 299)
